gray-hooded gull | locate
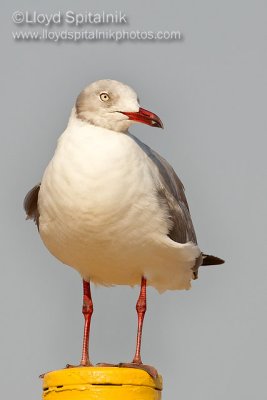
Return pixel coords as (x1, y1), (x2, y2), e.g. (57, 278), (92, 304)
(24, 79), (224, 377)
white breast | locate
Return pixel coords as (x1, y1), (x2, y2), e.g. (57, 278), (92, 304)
(38, 115), (200, 292)
(38, 118), (168, 280)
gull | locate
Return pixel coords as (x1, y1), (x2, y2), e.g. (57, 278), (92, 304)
(24, 79), (224, 377)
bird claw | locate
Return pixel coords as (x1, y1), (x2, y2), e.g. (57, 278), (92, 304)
(118, 362), (158, 379)
(39, 362), (93, 378)
(66, 362), (93, 368)
(96, 362), (118, 367)
(97, 362), (158, 379)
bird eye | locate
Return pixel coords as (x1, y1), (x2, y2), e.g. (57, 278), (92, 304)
(99, 92), (110, 102)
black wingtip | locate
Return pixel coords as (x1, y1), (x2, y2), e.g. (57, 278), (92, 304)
(202, 254), (225, 266)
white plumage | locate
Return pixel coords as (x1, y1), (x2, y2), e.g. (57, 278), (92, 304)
(38, 111), (200, 292)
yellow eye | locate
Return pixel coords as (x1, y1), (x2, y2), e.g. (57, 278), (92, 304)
(100, 92), (110, 102)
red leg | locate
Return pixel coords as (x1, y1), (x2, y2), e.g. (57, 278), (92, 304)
(97, 277), (158, 379)
(132, 277), (147, 364)
(80, 279), (93, 366)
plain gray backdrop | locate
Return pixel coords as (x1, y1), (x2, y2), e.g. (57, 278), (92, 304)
(1, 0), (267, 399)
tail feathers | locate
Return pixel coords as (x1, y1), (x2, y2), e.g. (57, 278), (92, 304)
(202, 254), (225, 266)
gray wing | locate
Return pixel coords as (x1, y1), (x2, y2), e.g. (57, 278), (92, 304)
(129, 136), (225, 275)
(129, 134), (197, 245)
(23, 183), (40, 229)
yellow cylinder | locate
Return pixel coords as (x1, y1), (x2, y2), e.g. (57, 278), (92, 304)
(42, 367), (162, 400)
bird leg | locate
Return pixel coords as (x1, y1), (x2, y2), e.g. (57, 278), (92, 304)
(97, 278), (158, 378)
(80, 279), (94, 366)
(42, 280), (94, 376)
(66, 279), (94, 368)
(99, 278), (147, 365)
(115, 277), (158, 379)
(132, 276), (147, 364)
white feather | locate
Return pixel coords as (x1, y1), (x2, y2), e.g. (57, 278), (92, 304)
(38, 113), (200, 292)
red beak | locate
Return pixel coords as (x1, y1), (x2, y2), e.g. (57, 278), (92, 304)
(121, 107), (164, 129)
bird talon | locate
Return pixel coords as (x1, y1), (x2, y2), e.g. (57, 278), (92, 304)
(118, 362), (158, 379)
(96, 362), (118, 367)
(66, 363), (93, 368)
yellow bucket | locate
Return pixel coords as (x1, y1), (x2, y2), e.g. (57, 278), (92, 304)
(42, 367), (162, 400)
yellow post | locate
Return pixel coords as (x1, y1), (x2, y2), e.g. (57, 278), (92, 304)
(42, 367), (163, 400)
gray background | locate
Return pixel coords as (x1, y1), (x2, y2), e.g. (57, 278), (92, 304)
(1, 0), (267, 399)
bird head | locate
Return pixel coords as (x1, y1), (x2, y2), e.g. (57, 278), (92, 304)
(75, 79), (163, 133)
